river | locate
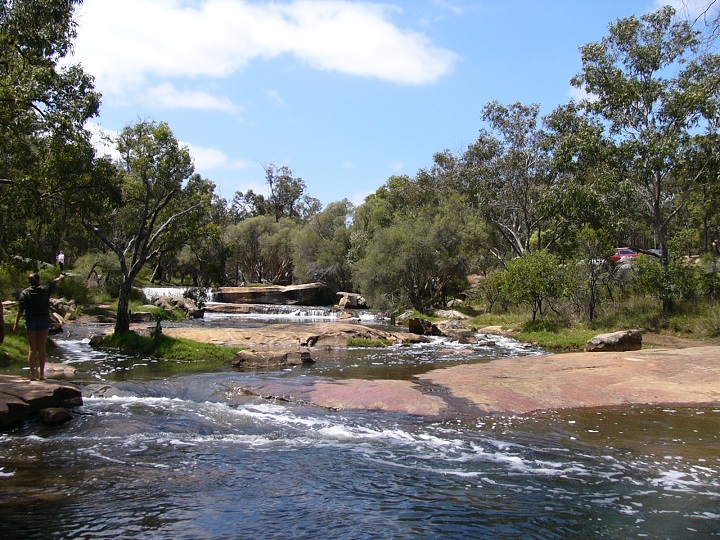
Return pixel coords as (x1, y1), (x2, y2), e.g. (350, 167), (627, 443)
(1, 304), (719, 539)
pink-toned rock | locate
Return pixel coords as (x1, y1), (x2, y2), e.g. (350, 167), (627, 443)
(233, 348), (314, 368)
(417, 346), (720, 414)
(309, 379), (447, 415)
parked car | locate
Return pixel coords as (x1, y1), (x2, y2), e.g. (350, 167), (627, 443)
(609, 247), (638, 262)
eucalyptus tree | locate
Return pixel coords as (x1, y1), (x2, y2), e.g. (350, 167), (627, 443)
(80, 121), (205, 334)
(223, 215), (297, 285)
(148, 173), (226, 286)
(461, 101), (554, 261)
(353, 196), (481, 313)
(571, 6), (720, 313)
(293, 199), (354, 292)
(0, 0), (100, 262)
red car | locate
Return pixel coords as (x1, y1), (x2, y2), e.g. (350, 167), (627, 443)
(609, 247), (638, 262)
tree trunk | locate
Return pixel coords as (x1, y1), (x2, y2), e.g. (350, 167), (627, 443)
(114, 281), (132, 334)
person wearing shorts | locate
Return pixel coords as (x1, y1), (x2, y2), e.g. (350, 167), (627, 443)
(13, 272), (65, 381)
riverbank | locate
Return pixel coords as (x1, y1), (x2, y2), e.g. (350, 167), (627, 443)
(160, 324), (720, 416)
(235, 345), (720, 417)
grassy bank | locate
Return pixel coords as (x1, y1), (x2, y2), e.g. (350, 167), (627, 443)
(100, 331), (241, 362)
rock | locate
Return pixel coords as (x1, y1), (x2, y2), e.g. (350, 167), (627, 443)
(130, 311), (154, 322)
(39, 407), (72, 425)
(392, 332), (431, 344)
(436, 319), (464, 330)
(163, 322), (407, 349)
(394, 310), (415, 324)
(49, 312), (64, 335)
(476, 325), (514, 336)
(45, 362), (77, 377)
(233, 348), (315, 369)
(154, 296), (203, 318)
(476, 335), (496, 347)
(408, 318), (443, 336)
(215, 283), (336, 306)
(336, 292), (368, 309)
(434, 309), (469, 319)
(0, 376), (83, 428)
(417, 346), (720, 415)
(443, 328), (478, 344)
(585, 329), (643, 352)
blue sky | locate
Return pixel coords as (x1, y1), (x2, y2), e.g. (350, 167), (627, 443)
(69, 0), (707, 207)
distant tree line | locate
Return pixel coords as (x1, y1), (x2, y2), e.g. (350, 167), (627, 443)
(1, 1), (719, 332)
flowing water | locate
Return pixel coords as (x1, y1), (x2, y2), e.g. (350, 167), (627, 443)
(1, 306), (719, 539)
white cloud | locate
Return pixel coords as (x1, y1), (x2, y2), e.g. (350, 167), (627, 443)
(568, 84), (596, 103)
(431, 0), (465, 16)
(86, 121), (248, 173)
(144, 83), (240, 111)
(71, 0), (458, 104)
(86, 122), (120, 160)
(350, 188), (375, 207)
(264, 89), (287, 107)
(184, 143), (250, 171)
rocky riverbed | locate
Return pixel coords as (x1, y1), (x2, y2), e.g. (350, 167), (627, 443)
(3, 319), (719, 427)
(162, 324), (720, 416)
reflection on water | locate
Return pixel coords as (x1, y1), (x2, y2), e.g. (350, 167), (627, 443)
(2, 317), (719, 539)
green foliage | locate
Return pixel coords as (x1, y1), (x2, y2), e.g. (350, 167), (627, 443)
(294, 199), (354, 291)
(502, 250), (567, 320)
(514, 327), (597, 351)
(473, 271), (507, 313)
(183, 288), (208, 310)
(353, 196), (480, 313)
(55, 273), (90, 306)
(224, 215), (298, 285)
(100, 331), (240, 362)
(0, 0), (101, 263)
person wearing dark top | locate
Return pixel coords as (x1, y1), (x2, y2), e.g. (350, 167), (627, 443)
(12, 272), (65, 381)
(0, 301), (5, 344)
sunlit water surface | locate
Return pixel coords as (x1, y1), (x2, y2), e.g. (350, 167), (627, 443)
(1, 309), (719, 539)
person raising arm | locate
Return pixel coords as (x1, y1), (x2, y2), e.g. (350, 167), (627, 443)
(12, 272), (65, 381)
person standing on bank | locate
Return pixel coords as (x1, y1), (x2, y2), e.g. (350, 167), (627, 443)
(56, 251), (65, 272)
(12, 272), (65, 381)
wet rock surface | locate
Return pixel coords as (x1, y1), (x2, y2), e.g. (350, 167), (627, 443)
(418, 345), (720, 415)
(0, 376), (83, 428)
(162, 322), (416, 348)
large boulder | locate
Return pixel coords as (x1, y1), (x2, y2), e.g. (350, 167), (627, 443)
(154, 296), (204, 318)
(408, 318), (444, 336)
(336, 292), (368, 309)
(214, 283), (336, 306)
(0, 376), (83, 428)
(585, 329), (643, 352)
(233, 348), (315, 369)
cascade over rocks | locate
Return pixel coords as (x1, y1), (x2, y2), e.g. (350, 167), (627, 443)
(214, 283), (336, 306)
